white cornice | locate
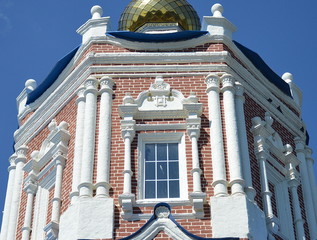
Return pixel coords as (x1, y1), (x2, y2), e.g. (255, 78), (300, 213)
(15, 41), (304, 148)
(224, 57), (304, 139)
(224, 40), (300, 113)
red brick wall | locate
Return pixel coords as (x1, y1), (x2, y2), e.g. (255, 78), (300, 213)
(244, 94), (310, 239)
(109, 75), (213, 239)
(13, 41), (310, 240)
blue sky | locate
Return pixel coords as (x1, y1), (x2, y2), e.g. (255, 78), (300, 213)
(0, 0), (317, 228)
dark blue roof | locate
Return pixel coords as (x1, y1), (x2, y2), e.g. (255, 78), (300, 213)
(107, 30), (208, 43)
(26, 46), (80, 105)
(233, 41), (292, 97)
(25, 36), (292, 105)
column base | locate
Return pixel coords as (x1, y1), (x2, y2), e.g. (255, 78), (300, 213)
(189, 192), (206, 218)
(44, 221), (59, 240)
(119, 193), (135, 220)
(210, 195), (267, 240)
(59, 197), (114, 240)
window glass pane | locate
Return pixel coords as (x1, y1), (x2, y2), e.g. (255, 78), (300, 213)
(157, 143), (167, 161)
(157, 181), (168, 198)
(169, 162), (179, 179)
(157, 162), (167, 179)
(169, 181), (180, 198)
(145, 162), (155, 180)
(168, 143), (178, 160)
(145, 144), (155, 161)
(145, 181), (155, 198)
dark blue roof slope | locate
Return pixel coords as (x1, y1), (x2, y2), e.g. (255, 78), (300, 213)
(107, 30), (208, 43)
(120, 203), (239, 240)
(26, 46), (80, 105)
(233, 41), (292, 97)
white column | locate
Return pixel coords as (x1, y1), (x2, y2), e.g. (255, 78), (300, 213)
(256, 150), (278, 233)
(96, 76), (114, 198)
(44, 153), (66, 240)
(295, 137), (317, 238)
(235, 83), (256, 201)
(205, 74), (228, 196)
(70, 87), (86, 204)
(187, 121), (202, 193)
(0, 155), (16, 240)
(288, 178), (305, 240)
(121, 122), (135, 195)
(221, 74), (244, 195)
(51, 154), (66, 223)
(305, 147), (317, 220)
(7, 146), (28, 240)
(79, 77), (99, 198)
(21, 181), (37, 240)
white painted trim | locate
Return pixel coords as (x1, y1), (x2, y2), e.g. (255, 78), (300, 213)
(79, 77), (98, 198)
(205, 74), (228, 196)
(6, 146), (27, 240)
(14, 49), (304, 150)
(135, 123), (187, 131)
(305, 147), (317, 221)
(295, 138), (317, 238)
(266, 164), (295, 240)
(235, 83), (255, 201)
(70, 87), (85, 203)
(221, 74), (244, 195)
(31, 186), (49, 240)
(96, 76), (114, 197)
(0, 157), (16, 240)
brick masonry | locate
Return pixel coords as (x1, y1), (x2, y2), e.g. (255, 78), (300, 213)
(12, 42), (311, 240)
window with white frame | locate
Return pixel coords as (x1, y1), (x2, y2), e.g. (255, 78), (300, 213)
(138, 132), (187, 201)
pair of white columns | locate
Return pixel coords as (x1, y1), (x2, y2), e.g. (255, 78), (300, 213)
(5, 146), (28, 240)
(305, 147), (317, 221)
(0, 155), (17, 240)
(295, 138), (317, 239)
(73, 76), (114, 200)
(205, 74), (251, 197)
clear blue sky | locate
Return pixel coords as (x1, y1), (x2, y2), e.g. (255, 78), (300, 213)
(0, 0), (317, 228)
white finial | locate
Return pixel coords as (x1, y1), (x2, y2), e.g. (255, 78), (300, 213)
(211, 3), (224, 17)
(91, 5), (103, 19)
(25, 79), (37, 91)
(282, 72), (293, 83)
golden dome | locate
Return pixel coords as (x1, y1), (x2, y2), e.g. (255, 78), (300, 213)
(118, 0), (201, 32)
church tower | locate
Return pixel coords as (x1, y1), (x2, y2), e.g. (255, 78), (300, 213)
(1, 1), (317, 239)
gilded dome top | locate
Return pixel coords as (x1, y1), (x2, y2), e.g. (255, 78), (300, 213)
(118, 0), (201, 32)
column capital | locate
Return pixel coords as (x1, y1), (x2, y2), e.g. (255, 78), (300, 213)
(53, 152), (67, 167)
(221, 74), (235, 92)
(288, 178), (300, 188)
(100, 76), (114, 93)
(235, 82), (245, 102)
(15, 145), (28, 164)
(186, 118), (201, 139)
(305, 147), (314, 163)
(24, 180), (38, 194)
(205, 74), (220, 93)
(255, 149), (269, 161)
(121, 120), (136, 141)
(294, 137), (305, 152)
(84, 76), (99, 95)
(8, 154), (17, 171)
(76, 86), (86, 103)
